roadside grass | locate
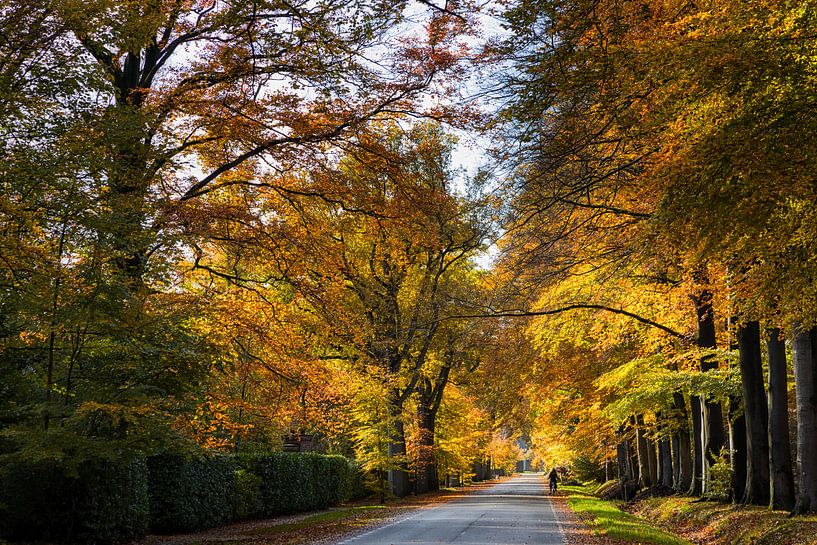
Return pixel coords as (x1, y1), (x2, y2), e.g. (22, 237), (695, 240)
(561, 484), (691, 545)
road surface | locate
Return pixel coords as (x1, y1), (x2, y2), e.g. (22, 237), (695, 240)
(336, 474), (565, 545)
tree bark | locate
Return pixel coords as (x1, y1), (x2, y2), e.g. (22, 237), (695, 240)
(415, 398), (438, 494)
(647, 435), (659, 487)
(616, 435), (635, 501)
(689, 395), (704, 495)
(728, 397), (747, 504)
(672, 393), (693, 491)
(605, 458), (615, 482)
(388, 398), (410, 498)
(767, 328), (795, 510)
(692, 286), (726, 495)
(793, 327), (817, 514)
(659, 436), (673, 488)
(737, 321), (770, 505)
(414, 355), (452, 494)
(635, 415), (652, 488)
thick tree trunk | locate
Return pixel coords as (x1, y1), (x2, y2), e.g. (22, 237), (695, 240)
(737, 321), (770, 505)
(767, 328), (795, 510)
(728, 397), (747, 504)
(793, 327), (817, 514)
(388, 400), (410, 498)
(414, 361), (451, 494)
(415, 400), (438, 494)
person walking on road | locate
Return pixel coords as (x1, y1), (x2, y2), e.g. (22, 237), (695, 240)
(548, 467), (559, 494)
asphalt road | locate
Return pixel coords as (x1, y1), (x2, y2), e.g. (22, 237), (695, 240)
(336, 474), (564, 545)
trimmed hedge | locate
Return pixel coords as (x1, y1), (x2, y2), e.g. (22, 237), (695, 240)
(0, 458), (149, 545)
(241, 453), (367, 516)
(232, 468), (263, 520)
(0, 451), (368, 543)
(147, 453), (235, 533)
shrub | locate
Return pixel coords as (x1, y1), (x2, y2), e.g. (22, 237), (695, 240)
(706, 448), (733, 502)
(0, 457), (149, 545)
(147, 453), (235, 533)
(571, 455), (606, 483)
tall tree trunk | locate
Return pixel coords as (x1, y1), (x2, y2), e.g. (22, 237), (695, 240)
(605, 459), (615, 482)
(767, 328), (795, 510)
(415, 398), (438, 494)
(737, 321), (770, 505)
(647, 435), (659, 487)
(656, 414), (672, 488)
(689, 395), (704, 495)
(616, 434), (635, 501)
(635, 415), (652, 488)
(672, 393), (693, 491)
(672, 434), (681, 487)
(388, 398), (410, 498)
(414, 357), (451, 494)
(729, 396), (747, 504)
(692, 286), (726, 495)
(793, 327), (817, 514)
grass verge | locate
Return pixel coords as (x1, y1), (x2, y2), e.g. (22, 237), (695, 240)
(561, 484), (690, 545)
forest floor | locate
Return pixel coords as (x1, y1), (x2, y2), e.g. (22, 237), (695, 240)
(629, 495), (817, 545)
(137, 479), (505, 545)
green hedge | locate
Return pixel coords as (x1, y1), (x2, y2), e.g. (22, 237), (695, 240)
(241, 453), (367, 516)
(147, 453), (235, 533)
(232, 468), (263, 519)
(0, 451), (367, 543)
(0, 458), (149, 545)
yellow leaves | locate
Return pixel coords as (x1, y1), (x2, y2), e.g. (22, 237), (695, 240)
(18, 330), (47, 345)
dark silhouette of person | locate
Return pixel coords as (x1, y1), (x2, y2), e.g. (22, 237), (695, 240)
(548, 468), (559, 492)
